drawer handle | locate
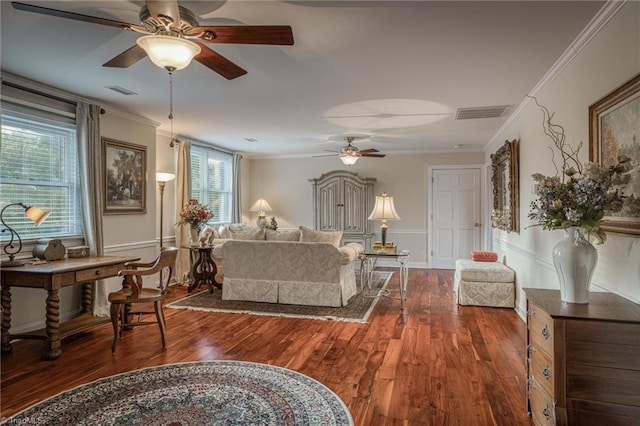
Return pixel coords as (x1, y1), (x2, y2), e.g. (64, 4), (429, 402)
(542, 405), (552, 420)
(542, 366), (551, 380)
(95, 270), (102, 276)
(541, 325), (551, 340)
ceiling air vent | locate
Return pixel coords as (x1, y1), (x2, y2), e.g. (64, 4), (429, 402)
(105, 85), (138, 96)
(455, 105), (510, 120)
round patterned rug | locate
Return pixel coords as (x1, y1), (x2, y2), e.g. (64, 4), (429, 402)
(3, 361), (354, 426)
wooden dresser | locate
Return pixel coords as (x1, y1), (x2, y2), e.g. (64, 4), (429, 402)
(524, 288), (640, 425)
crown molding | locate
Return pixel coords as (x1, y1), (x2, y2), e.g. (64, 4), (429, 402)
(485, 0), (627, 150)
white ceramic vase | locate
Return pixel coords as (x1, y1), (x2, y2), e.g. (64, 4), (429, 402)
(552, 227), (598, 304)
(190, 227), (201, 246)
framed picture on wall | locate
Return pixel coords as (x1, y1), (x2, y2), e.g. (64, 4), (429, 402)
(103, 138), (147, 214)
(589, 73), (640, 236)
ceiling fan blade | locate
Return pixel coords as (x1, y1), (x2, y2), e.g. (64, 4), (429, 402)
(145, 0), (180, 25)
(11, 2), (133, 29)
(194, 44), (247, 80)
(361, 153), (386, 158)
(195, 26), (294, 45)
(103, 45), (147, 68)
(358, 148), (380, 154)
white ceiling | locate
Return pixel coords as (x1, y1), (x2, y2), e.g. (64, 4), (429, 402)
(1, 1), (604, 158)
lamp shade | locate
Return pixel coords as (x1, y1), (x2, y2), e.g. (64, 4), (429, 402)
(156, 172), (176, 183)
(249, 198), (273, 214)
(136, 35), (201, 71)
(24, 206), (50, 226)
(368, 192), (401, 221)
(340, 153), (360, 166)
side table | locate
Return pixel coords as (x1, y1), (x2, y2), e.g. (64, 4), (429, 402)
(184, 245), (221, 293)
(359, 250), (410, 309)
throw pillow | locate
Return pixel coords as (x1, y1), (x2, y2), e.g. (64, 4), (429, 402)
(218, 225), (233, 239)
(230, 228), (266, 240)
(299, 226), (342, 247)
(470, 251), (499, 262)
(265, 229), (301, 241)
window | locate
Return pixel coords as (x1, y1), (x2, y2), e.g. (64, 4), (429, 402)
(1, 90), (82, 241)
(190, 145), (233, 224)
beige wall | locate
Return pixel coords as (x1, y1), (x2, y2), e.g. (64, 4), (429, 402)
(486, 2), (640, 317)
(246, 151), (484, 266)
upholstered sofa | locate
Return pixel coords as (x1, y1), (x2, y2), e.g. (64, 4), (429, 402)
(218, 240), (363, 307)
(200, 224), (363, 307)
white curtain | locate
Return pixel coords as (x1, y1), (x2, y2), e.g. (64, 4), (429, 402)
(175, 139), (192, 283)
(76, 102), (108, 316)
(232, 153), (242, 223)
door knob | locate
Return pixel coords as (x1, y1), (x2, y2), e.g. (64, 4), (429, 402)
(474, 223), (481, 227)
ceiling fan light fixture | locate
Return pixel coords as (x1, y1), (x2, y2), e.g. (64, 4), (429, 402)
(340, 153), (360, 166)
(136, 35), (201, 71)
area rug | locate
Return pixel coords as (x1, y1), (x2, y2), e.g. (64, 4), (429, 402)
(1, 361), (354, 426)
(167, 271), (393, 323)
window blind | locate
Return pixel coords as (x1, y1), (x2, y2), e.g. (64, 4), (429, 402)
(190, 145), (233, 224)
(1, 92), (82, 241)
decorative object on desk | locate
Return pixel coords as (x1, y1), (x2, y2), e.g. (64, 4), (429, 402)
(527, 98), (630, 303)
(32, 239), (66, 261)
(67, 246), (90, 258)
(103, 138), (147, 214)
(176, 198), (214, 246)
(0, 202), (50, 267)
(368, 192), (401, 247)
(249, 198), (273, 228)
(169, 271), (392, 323)
(589, 73), (640, 236)
(491, 139), (519, 232)
(156, 172), (176, 248)
(2, 361), (353, 426)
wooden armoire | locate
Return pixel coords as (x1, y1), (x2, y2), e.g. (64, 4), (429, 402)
(309, 170), (376, 249)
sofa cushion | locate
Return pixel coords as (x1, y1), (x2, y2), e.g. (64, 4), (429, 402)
(265, 229), (301, 241)
(218, 223), (250, 239)
(299, 226), (342, 247)
(230, 228), (265, 240)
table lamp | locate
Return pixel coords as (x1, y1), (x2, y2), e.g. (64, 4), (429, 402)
(249, 198), (273, 228)
(1, 202), (50, 266)
(368, 192), (401, 248)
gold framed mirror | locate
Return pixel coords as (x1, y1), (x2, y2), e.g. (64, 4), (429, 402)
(491, 139), (519, 233)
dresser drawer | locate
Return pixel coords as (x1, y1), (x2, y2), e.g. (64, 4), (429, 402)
(529, 379), (555, 426)
(530, 343), (554, 397)
(76, 265), (119, 282)
(528, 302), (554, 356)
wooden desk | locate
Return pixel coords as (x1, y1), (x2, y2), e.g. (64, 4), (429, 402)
(1, 255), (138, 360)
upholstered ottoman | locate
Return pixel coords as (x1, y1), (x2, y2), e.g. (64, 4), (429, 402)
(454, 259), (515, 308)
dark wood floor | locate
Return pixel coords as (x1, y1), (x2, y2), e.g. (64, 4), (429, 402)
(1, 268), (532, 425)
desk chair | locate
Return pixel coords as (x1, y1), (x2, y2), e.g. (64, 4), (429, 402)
(108, 247), (179, 353)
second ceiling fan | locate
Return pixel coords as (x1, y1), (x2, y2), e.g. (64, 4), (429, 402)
(317, 136), (386, 166)
(12, 0), (294, 79)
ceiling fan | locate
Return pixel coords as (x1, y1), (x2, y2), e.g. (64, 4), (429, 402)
(11, 0), (294, 80)
(316, 136), (386, 165)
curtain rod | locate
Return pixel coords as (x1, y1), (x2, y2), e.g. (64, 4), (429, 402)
(2, 81), (105, 114)
(175, 137), (237, 156)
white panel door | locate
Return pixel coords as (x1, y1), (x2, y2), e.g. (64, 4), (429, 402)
(430, 168), (481, 269)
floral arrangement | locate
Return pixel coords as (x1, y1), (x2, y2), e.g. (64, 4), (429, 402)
(527, 98), (630, 244)
(176, 198), (214, 230)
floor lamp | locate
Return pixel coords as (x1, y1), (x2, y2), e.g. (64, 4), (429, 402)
(156, 172), (176, 248)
